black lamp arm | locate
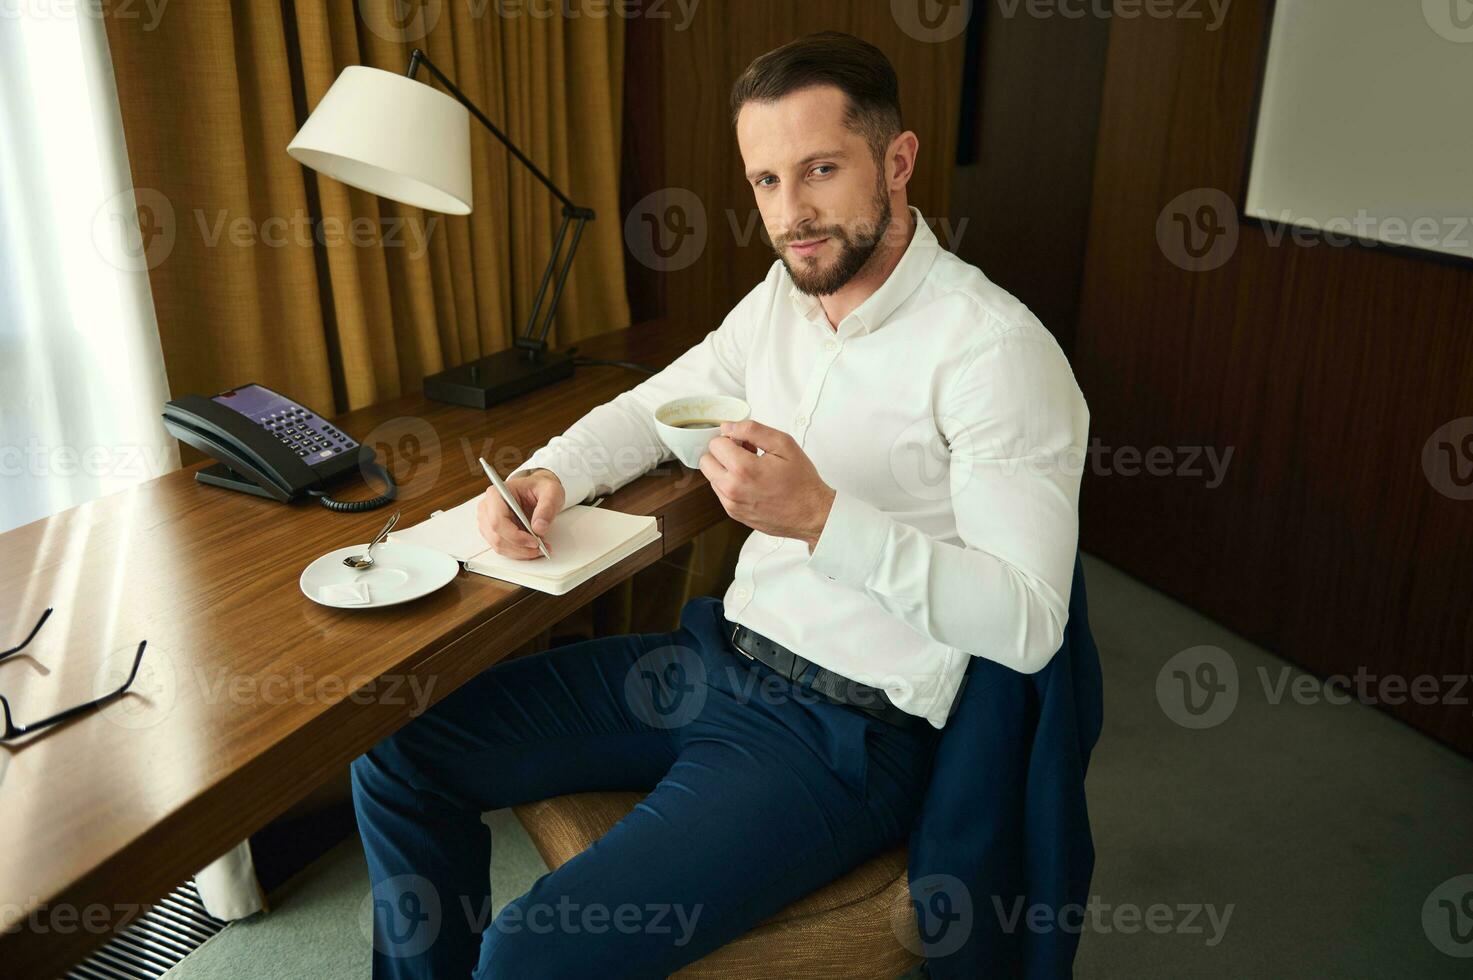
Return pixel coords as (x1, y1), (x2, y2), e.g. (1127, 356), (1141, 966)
(406, 48), (595, 351)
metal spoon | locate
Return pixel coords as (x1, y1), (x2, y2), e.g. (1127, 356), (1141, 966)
(342, 510), (401, 570)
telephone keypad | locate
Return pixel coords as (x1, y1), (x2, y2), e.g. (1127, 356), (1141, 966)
(249, 404), (357, 465)
(206, 383), (362, 473)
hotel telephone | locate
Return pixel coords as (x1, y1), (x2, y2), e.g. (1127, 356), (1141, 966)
(162, 383), (397, 512)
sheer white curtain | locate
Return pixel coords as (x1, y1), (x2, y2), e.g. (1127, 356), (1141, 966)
(0, 4), (264, 924)
(0, 4), (178, 536)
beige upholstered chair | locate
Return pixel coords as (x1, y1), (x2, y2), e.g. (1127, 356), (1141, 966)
(513, 791), (923, 979)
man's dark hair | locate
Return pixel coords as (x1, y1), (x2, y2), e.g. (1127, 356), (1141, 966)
(729, 31), (903, 161)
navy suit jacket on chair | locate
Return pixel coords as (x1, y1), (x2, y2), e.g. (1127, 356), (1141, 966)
(907, 554), (1104, 978)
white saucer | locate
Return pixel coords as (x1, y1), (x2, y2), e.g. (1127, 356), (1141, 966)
(300, 542), (460, 609)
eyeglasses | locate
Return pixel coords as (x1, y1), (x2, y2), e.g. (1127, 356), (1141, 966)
(0, 607), (148, 742)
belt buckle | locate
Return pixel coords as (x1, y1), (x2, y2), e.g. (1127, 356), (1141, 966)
(730, 623), (754, 660)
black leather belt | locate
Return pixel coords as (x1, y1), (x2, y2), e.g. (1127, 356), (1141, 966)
(726, 620), (939, 733)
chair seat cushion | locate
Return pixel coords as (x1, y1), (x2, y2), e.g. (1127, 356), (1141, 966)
(512, 791), (920, 979)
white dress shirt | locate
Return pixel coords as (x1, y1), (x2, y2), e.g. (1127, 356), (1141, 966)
(512, 207), (1089, 727)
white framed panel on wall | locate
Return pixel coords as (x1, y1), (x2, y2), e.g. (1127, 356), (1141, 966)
(1244, 0), (1473, 263)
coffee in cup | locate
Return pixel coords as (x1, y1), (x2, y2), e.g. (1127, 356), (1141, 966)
(653, 396), (752, 468)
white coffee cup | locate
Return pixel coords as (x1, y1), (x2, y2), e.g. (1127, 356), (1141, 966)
(653, 395), (751, 469)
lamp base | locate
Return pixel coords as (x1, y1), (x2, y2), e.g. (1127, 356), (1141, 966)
(423, 346), (576, 409)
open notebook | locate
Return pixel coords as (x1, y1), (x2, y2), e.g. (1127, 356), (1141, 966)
(386, 495), (661, 596)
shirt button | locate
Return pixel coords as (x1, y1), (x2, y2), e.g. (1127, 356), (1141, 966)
(732, 587), (750, 600)
(795, 414), (808, 427)
(824, 340), (839, 352)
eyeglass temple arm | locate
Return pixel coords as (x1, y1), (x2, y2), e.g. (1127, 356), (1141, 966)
(0, 640), (146, 740)
(0, 607), (53, 664)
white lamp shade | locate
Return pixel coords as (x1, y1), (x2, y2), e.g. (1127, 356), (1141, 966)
(288, 65), (473, 215)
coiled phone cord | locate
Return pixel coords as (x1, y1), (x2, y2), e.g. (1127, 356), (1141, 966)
(307, 458), (399, 512)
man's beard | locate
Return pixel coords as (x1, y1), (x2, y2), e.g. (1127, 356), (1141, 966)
(774, 184), (893, 297)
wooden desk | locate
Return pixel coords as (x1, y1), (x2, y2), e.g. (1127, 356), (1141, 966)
(0, 320), (726, 978)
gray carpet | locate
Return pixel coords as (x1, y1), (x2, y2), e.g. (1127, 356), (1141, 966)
(166, 556), (1473, 978)
(162, 810), (549, 979)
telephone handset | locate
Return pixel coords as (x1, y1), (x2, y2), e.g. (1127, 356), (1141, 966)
(162, 383), (396, 512)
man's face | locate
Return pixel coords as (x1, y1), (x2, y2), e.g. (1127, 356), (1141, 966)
(736, 85), (893, 296)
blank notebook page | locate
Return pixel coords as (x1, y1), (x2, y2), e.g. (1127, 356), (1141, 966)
(389, 495), (658, 584)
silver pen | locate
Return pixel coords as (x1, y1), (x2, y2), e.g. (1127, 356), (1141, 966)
(479, 457), (551, 559)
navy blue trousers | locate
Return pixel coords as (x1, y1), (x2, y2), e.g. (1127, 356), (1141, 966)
(350, 596), (942, 978)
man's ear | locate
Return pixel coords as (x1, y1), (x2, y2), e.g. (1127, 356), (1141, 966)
(886, 131), (919, 190)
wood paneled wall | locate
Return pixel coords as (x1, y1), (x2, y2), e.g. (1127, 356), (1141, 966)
(622, 3), (968, 333)
(949, 8), (1111, 353)
(1074, 6), (1473, 753)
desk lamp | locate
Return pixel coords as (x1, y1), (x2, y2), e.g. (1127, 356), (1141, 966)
(288, 49), (595, 408)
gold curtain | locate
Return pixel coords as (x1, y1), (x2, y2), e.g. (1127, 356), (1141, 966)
(101, 0), (630, 412)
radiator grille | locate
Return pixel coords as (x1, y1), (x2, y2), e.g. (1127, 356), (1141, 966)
(63, 880), (226, 980)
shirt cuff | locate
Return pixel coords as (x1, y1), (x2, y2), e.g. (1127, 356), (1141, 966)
(804, 489), (890, 589)
(509, 454), (594, 512)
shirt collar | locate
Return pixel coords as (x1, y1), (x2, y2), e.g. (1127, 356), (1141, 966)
(785, 206), (940, 338)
